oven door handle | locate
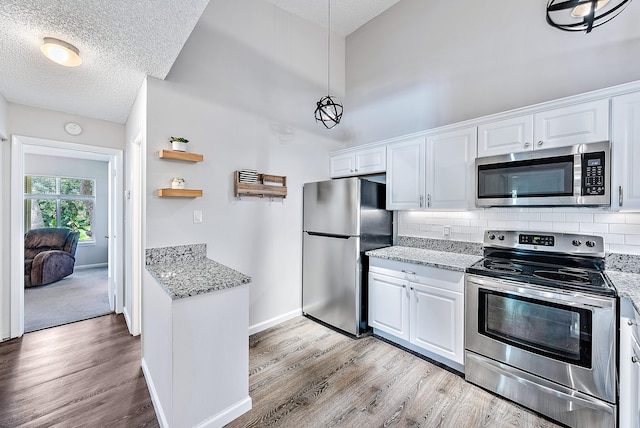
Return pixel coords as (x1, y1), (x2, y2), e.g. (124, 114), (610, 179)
(472, 281), (613, 310)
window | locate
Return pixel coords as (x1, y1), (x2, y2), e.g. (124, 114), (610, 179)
(24, 175), (96, 242)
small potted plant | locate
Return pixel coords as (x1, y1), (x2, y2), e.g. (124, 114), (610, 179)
(170, 136), (189, 152)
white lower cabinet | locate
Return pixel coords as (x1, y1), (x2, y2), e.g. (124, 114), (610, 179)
(368, 257), (465, 371)
(619, 297), (640, 428)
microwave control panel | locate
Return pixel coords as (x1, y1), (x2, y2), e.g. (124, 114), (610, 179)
(582, 152), (606, 196)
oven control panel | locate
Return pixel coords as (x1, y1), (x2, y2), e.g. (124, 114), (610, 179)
(519, 234), (555, 246)
(484, 230), (605, 257)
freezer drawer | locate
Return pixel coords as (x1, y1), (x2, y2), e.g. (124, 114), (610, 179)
(302, 233), (361, 336)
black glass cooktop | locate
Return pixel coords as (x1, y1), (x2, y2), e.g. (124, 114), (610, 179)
(466, 255), (616, 297)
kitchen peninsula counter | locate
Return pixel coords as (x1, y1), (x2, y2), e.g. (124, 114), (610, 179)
(142, 243), (252, 428)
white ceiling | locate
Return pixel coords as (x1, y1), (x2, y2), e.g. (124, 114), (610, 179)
(0, 0), (400, 124)
(264, 0), (401, 36)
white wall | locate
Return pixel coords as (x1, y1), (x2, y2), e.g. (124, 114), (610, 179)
(144, 0), (344, 331)
(1, 103), (125, 339)
(0, 93), (7, 140)
(344, 0), (640, 145)
(24, 154), (109, 266)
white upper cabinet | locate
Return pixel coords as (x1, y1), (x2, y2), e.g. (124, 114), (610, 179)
(386, 129), (476, 211)
(425, 127), (477, 210)
(612, 91), (640, 211)
(477, 99), (610, 158)
(329, 152), (355, 177)
(386, 137), (425, 210)
(534, 99), (609, 150)
(329, 145), (386, 178)
(478, 115), (534, 157)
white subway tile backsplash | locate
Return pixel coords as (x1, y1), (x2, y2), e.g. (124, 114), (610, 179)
(610, 223), (640, 235)
(540, 213), (566, 222)
(579, 223), (609, 233)
(595, 213), (626, 224)
(398, 207), (640, 254)
(528, 221), (554, 230)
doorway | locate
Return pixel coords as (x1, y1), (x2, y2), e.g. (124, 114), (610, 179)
(10, 136), (123, 338)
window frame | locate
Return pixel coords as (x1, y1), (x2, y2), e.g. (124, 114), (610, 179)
(24, 174), (97, 244)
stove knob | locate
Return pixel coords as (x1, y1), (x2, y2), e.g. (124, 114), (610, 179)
(586, 240), (596, 248)
(498, 235), (505, 241)
(572, 240), (582, 247)
(488, 233), (496, 240)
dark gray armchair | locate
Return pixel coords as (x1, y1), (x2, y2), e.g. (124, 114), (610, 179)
(24, 228), (80, 287)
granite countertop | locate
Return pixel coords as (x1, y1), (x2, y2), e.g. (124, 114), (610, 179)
(606, 270), (640, 314)
(145, 243), (251, 300)
(366, 246), (483, 272)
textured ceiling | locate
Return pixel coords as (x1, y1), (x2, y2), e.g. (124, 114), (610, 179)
(0, 0), (400, 124)
(264, 0), (401, 36)
(0, 0), (209, 123)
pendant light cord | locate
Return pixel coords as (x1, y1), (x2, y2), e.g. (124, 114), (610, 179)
(327, 0), (331, 95)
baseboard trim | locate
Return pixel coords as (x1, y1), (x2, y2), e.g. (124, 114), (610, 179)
(75, 263), (108, 270)
(249, 308), (301, 335)
(141, 358), (170, 428)
(193, 396), (252, 428)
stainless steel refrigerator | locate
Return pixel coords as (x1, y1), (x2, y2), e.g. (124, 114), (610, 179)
(302, 177), (392, 336)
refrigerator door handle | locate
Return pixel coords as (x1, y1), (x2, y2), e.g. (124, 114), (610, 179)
(305, 231), (353, 239)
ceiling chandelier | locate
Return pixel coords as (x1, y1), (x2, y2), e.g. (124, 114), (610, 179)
(40, 37), (83, 67)
(314, 0), (343, 129)
(546, 0), (633, 33)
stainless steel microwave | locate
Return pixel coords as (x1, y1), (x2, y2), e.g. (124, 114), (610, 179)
(475, 141), (611, 207)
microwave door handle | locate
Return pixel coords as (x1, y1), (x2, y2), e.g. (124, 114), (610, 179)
(619, 186), (624, 207)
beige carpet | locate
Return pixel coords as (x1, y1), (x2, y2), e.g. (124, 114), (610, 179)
(24, 266), (111, 333)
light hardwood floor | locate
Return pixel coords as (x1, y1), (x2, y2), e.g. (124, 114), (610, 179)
(0, 314), (560, 427)
(0, 314), (158, 427)
(228, 316), (561, 428)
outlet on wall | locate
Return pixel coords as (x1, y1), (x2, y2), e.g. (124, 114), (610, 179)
(443, 225), (451, 239)
(194, 210), (203, 223)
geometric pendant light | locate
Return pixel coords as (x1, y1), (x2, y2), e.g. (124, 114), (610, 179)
(546, 0), (633, 33)
(314, 0), (343, 129)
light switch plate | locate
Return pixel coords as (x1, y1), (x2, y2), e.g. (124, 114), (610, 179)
(443, 225), (451, 239)
(194, 210), (203, 223)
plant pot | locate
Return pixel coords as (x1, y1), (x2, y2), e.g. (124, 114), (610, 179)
(171, 141), (187, 152)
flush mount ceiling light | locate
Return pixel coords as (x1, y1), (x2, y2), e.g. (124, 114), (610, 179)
(40, 37), (83, 67)
(314, 0), (343, 129)
(546, 0), (632, 33)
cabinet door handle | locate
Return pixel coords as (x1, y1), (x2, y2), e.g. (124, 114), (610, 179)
(402, 284), (406, 288)
(632, 355), (640, 364)
(419, 195), (424, 207)
(524, 142), (530, 148)
(619, 186), (624, 207)
(410, 286), (414, 291)
(402, 270), (416, 275)
(628, 319), (637, 326)
(537, 140), (544, 147)
(427, 194), (431, 208)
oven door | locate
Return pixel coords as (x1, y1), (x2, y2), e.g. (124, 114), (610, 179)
(465, 274), (617, 403)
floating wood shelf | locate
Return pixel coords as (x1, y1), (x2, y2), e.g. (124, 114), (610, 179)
(158, 150), (204, 162)
(234, 171), (287, 199)
(157, 188), (203, 198)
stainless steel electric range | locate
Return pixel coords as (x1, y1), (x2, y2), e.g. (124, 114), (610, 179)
(465, 230), (617, 428)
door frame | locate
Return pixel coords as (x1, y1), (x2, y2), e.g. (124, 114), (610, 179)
(10, 135), (124, 338)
